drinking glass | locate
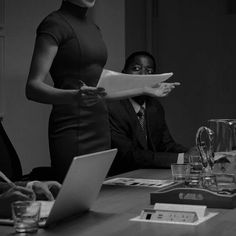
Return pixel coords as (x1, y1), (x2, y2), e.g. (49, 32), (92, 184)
(188, 155), (203, 187)
(171, 164), (191, 182)
(215, 173), (236, 192)
(201, 174), (218, 192)
(11, 201), (41, 233)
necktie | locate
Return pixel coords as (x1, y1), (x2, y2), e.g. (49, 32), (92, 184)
(137, 106), (146, 131)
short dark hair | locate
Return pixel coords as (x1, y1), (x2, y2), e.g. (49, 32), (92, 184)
(122, 51), (156, 73)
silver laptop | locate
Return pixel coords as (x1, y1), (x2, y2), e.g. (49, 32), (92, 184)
(0, 148), (117, 227)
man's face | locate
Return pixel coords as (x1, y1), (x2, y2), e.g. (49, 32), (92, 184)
(125, 55), (155, 75)
(124, 55), (155, 105)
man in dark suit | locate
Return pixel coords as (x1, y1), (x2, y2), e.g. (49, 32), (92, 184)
(107, 51), (188, 176)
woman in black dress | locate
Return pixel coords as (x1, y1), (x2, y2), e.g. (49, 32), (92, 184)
(26, 0), (179, 182)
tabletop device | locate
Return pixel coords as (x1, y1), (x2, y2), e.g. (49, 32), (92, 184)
(139, 208), (198, 223)
(0, 148), (117, 227)
(131, 203), (218, 225)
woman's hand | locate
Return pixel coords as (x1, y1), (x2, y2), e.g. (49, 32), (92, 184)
(144, 82), (180, 97)
(76, 85), (107, 107)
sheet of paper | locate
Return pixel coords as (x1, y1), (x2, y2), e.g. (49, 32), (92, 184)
(103, 177), (174, 188)
(39, 200), (54, 218)
(97, 70), (173, 95)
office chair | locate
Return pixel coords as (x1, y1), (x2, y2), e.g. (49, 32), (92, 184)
(0, 120), (54, 181)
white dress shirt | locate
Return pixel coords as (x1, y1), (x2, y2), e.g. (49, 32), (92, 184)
(129, 98), (184, 164)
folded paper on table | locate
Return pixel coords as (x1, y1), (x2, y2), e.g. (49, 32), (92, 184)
(97, 70), (173, 95)
(213, 151), (236, 176)
(214, 150), (236, 161)
(103, 178), (174, 188)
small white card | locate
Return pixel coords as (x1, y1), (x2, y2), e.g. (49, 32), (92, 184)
(39, 200), (54, 218)
(154, 203), (206, 219)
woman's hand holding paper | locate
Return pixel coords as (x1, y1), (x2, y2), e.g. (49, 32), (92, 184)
(144, 82), (180, 97)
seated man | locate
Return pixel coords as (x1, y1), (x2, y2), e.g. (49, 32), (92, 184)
(107, 51), (189, 176)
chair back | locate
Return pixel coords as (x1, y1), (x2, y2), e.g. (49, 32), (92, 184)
(0, 121), (22, 181)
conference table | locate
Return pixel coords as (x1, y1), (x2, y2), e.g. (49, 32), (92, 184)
(1, 168), (236, 236)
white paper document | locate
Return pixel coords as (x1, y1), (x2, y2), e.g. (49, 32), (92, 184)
(103, 178), (174, 188)
(97, 70), (173, 95)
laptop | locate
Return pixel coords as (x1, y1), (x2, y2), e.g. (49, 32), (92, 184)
(0, 148), (117, 227)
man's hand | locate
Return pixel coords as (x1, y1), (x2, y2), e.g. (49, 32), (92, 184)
(44, 181), (61, 199)
(27, 181), (61, 201)
(0, 186), (35, 218)
(184, 146), (201, 163)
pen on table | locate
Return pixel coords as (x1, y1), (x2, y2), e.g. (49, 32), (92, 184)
(0, 171), (17, 188)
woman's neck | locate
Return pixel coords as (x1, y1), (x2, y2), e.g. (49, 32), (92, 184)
(64, 0), (87, 8)
(61, 1), (88, 18)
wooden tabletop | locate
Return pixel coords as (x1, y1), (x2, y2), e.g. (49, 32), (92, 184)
(1, 169), (236, 236)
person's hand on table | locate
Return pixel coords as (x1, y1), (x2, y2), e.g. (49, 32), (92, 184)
(144, 82), (180, 97)
(0, 186), (35, 218)
(44, 181), (61, 199)
(183, 146), (201, 163)
(27, 181), (61, 201)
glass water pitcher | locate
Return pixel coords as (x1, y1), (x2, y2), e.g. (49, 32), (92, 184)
(208, 119), (236, 152)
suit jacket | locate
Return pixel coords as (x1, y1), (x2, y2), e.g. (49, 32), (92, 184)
(107, 98), (188, 176)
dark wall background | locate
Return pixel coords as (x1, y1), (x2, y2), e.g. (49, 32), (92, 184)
(126, 0), (236, 148)
(125, 0), (148, 56)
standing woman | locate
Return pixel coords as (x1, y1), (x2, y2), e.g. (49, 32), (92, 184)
(26, 0), (179, 182)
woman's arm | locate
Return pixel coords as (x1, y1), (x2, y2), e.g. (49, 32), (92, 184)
(108, 83), (181, 100)
(99, 69), (180, 101)
(105, 82), (180, 101)
(26, 35), (105, 105)
(26, 35), (79, 104)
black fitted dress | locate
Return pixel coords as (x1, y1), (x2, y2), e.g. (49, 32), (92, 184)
(36, 1), (110, 182)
